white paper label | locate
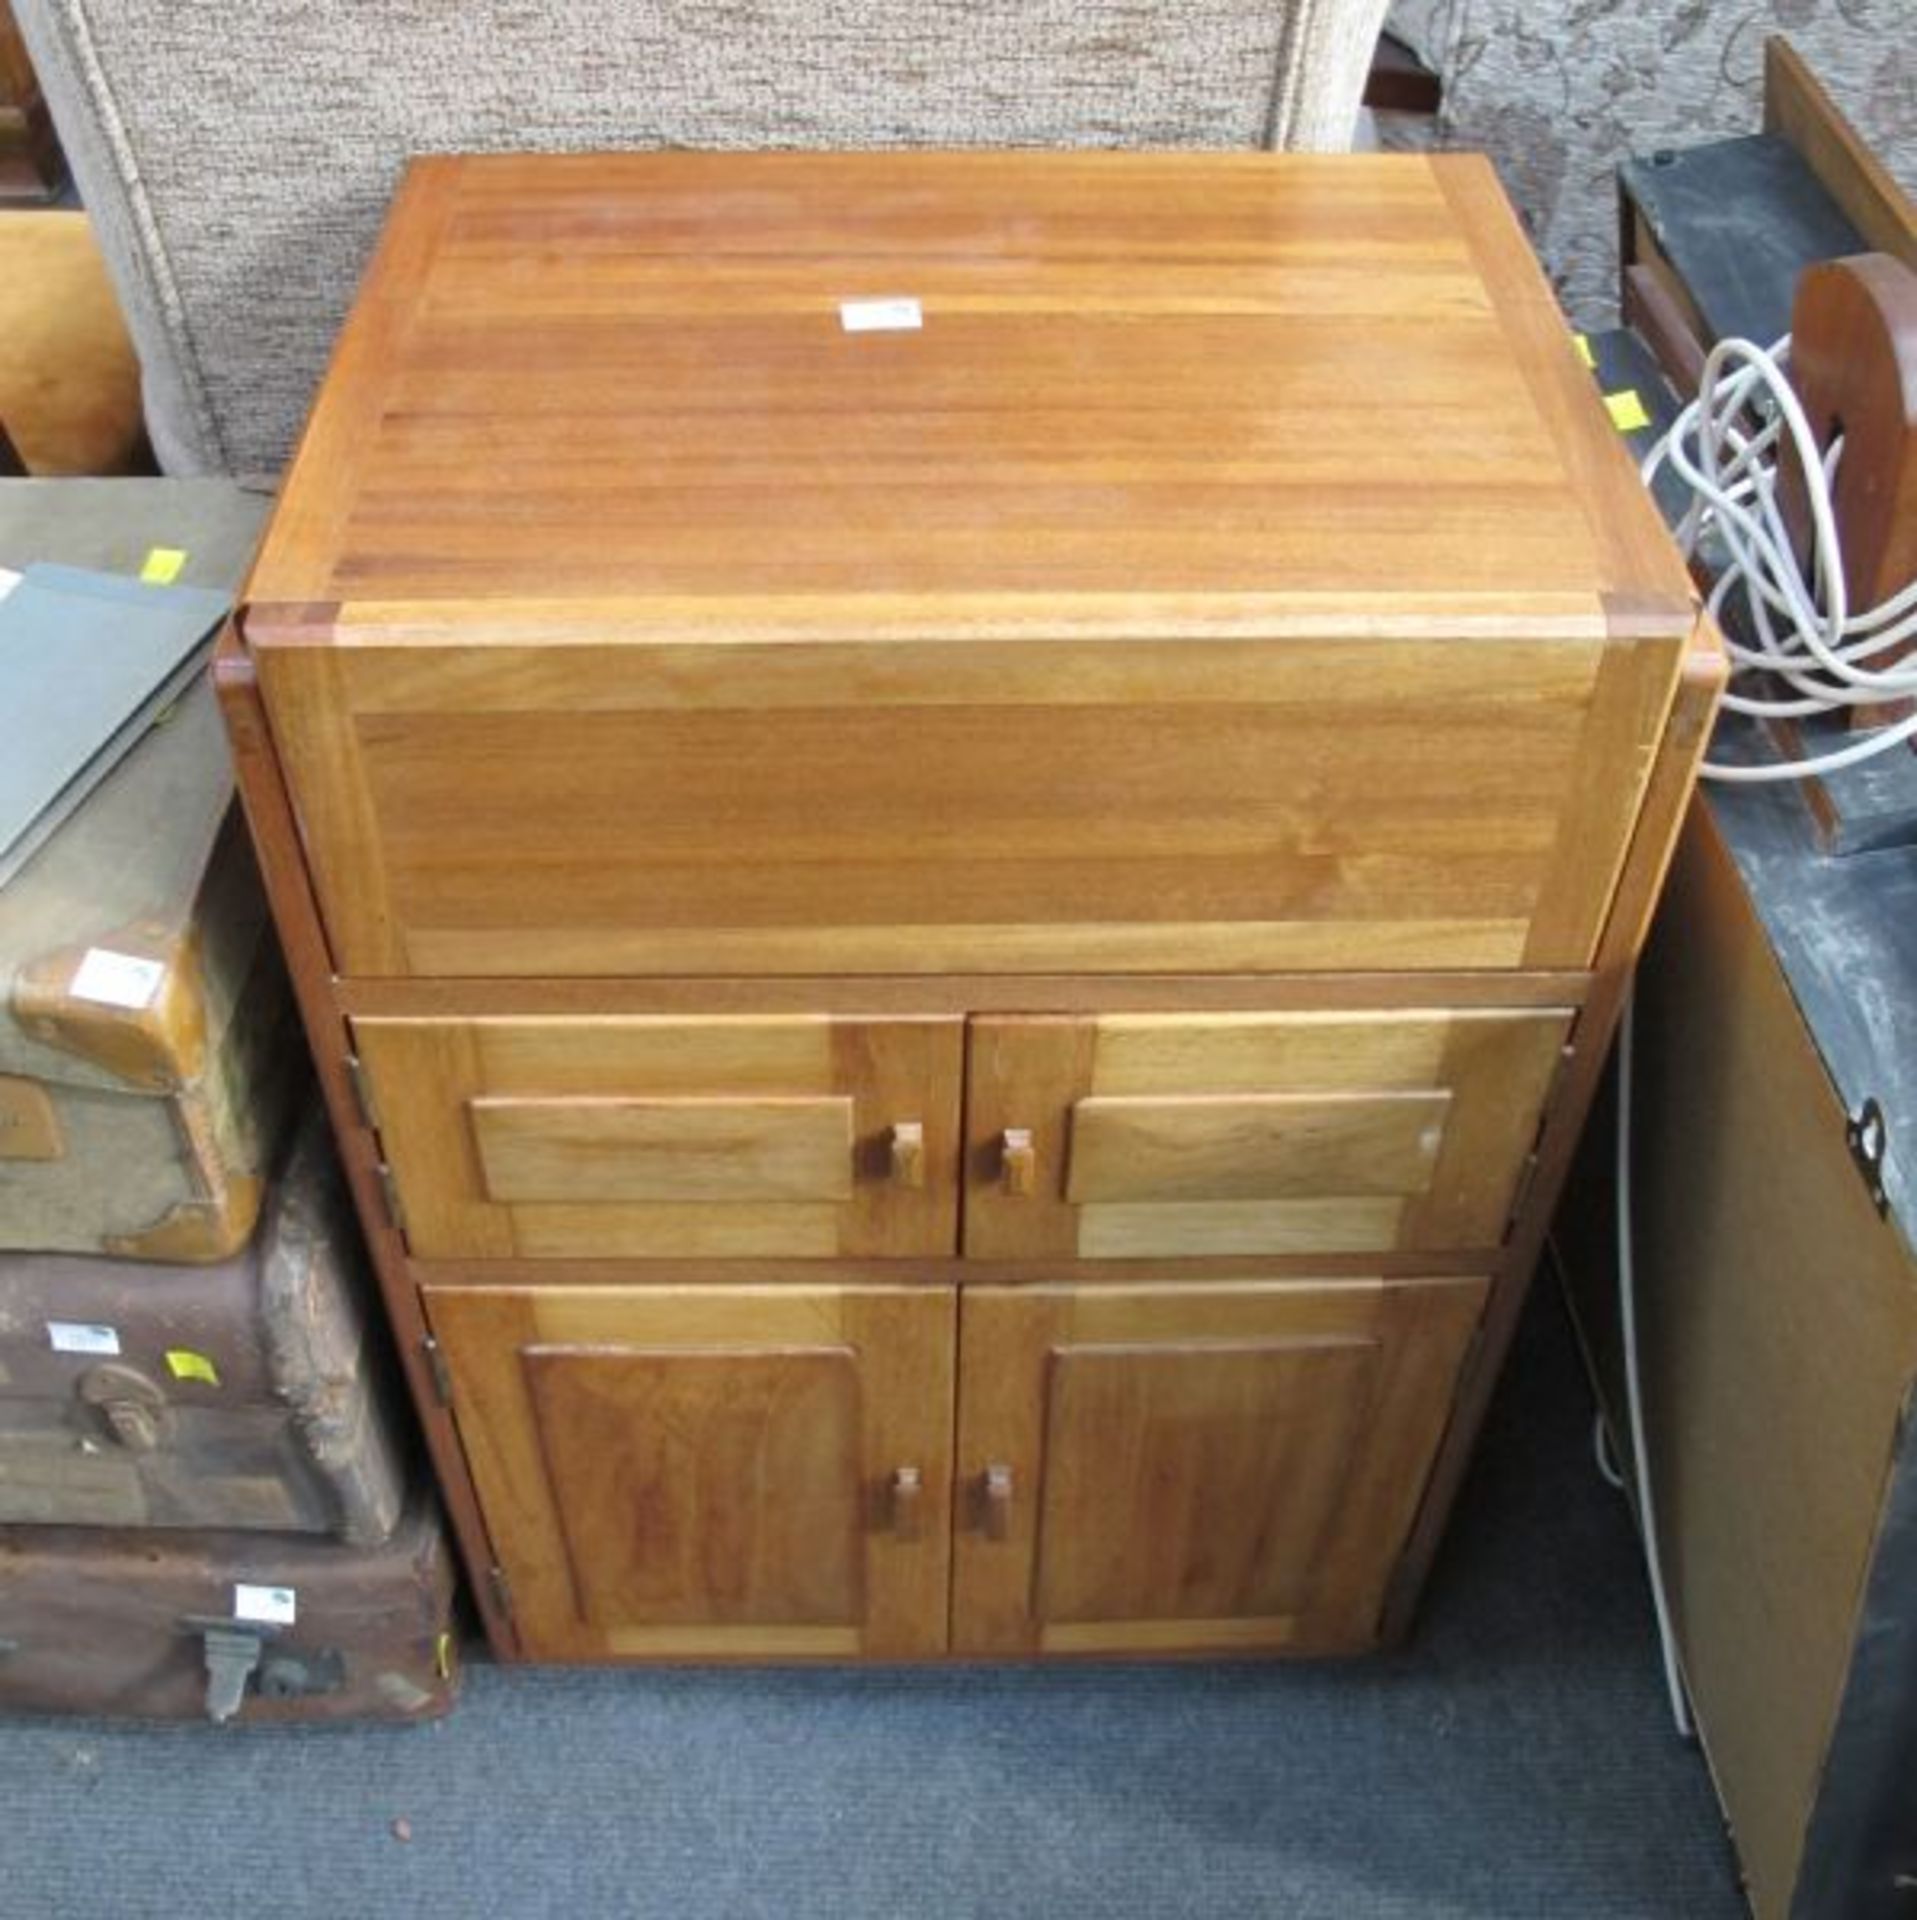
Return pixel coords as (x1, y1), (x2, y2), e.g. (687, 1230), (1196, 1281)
(234, 1583), (297, 1626)
(839, 297), (922, 334)
(48, 1321), (121, 1356)
(69, 948), (166, 1011)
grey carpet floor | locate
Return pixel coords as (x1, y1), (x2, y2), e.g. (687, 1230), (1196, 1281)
(0, 1285), (1741, 1920)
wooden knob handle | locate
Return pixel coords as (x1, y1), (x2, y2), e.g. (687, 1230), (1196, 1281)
(983, 1462), (1014, 1541)
(890, 1465), (923, 1540)
(888, 1121), (925, 1190)
(1000, 1128), (1036, 1197)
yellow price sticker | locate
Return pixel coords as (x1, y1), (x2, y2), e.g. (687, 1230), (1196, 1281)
(1604, 389), (1651, 433)
(165, 1349), (220, 1387)
(140, 547), (188, 584)
(1572, 332), (1595, 368)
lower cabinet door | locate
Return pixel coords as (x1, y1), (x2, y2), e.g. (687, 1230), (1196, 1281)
(424, 1281), (955, 1660)
(951, 1275), (1488, 1656)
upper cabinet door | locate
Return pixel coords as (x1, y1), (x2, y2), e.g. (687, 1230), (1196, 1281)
(964, 1008), (1570, 1261)
(251, 628), (1681, 981)
(241, 154), (1708, 984)
(424, 1280), (955, 1661)
(353, 1014), (962, 1260)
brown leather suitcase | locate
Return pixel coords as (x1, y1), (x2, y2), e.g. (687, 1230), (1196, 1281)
(0, 1114), (411, 1542)
(0, 480), (296, 1261)
(0, 1489), (459, 1722)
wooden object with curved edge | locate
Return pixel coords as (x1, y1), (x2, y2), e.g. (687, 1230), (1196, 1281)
(1787, 254), (1917, 635)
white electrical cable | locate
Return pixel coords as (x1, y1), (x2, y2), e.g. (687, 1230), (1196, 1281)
(1591, 1411), (1626, 1492)
(1614, 992), (1694, 1741)
(1642, 334), (1917, 783)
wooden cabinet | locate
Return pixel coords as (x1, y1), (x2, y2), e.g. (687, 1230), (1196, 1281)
(218, 152), (1721, 1665)
(423, 1281), (956, 1660)
(952, 1276), (1488, 1654)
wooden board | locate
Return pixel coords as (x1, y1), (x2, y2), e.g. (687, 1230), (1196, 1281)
(353, 1014), (962, 1259)
(471, 1096), (857, 1206)
(950, 1274), (1488, 1655)
(1555, 805), (1917, 1920)
(963, 1008), (1570, 1260)
(423, 1281), (956, 1660)
(1764, 36), (1917, 274)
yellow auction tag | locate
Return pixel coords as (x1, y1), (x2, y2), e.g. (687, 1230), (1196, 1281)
(1604, 389), (1651, 433)
(165, 1349), (220, 1387)
(140, 547), (188, 584)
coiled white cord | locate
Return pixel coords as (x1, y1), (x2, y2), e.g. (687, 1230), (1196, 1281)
(1643, 334), (1917, 782)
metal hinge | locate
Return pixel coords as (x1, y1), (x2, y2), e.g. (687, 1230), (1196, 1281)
(419, 1334), (454, 1408)
(375, 1160), (408, 1239)
(488, 1565), (514, 1623)
(1847, 1097), (1890, 1218)
(343, 1050), (381, 1134)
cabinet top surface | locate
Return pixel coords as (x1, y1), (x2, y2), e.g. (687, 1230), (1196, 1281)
(243, 151), (1697, 644)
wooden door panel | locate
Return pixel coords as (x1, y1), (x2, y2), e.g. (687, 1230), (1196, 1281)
(355, 1014), (961, 1259)
(1035, 1340), (1374, 1626)
(952, 1276), (1488, 1655)
(253, 630), (1679, 980)
(472, 1096), (856, 1205)
(965, 1009), (1569, 1260)
(523, 1347), (865, 1631)
(1064, 1092), (1450, 1204)
(425, 1282), (954, 1660)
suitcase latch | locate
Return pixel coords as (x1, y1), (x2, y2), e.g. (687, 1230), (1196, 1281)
(184, 1619), (278, 1725)
(76, 1365), (170, 1453)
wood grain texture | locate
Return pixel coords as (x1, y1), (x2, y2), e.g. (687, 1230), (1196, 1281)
(1380, 655), (1724, 1643)
(244, 152), (1692, 613)
(471, 1096), (856, 1206)
(963, 1009), (1571, 1261)
(523, 1344), (865, 1632)
(1764, 36), (1917, 273)
(211, 633), (521, 1656)
(1063, 1092), (1451, 1204)
(253, 630), (1674, 979)
(353, 1014), (962, 1260)
(423, 1281), (956, 1660)
(1034, 1339), (1378, 1627)
(1786, 256), (1917, 618)
(1431, 158), (1693, 612)
(240, 150), (1698, 981)
(950, 1275), (1488, 1655)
